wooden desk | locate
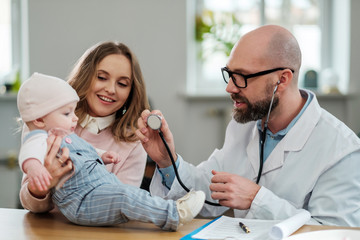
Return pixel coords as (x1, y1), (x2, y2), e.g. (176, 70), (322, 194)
(294, 224), (360, 235)
(1, 208), (359, 240)
(0, 208), (209, 240)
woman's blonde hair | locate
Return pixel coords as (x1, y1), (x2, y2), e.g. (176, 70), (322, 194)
(68, 41), (149, 142)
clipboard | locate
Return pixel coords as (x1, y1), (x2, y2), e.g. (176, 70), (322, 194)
(181, 211), (310, 240)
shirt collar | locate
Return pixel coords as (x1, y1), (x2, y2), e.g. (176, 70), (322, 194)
(257, 90), (313, 137)
(79, 113), (115, 134)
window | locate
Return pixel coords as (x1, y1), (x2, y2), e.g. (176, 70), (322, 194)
(0, 0), (22, 93)
(0, 0), (12, 80)
(188, 0), (326, 95)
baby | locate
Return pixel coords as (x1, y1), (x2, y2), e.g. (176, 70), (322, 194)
(17, 72), (205, 230)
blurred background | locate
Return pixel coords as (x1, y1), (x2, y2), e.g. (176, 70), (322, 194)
(1, 0), (359, 208)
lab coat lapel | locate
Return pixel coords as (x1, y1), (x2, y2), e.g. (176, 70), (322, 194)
(246, 125), (261, 181)
(245, 123), (287, 179)
(262, 141), (285, 174)
(262, 90), (321, 174)
(282, 91), (320, 152)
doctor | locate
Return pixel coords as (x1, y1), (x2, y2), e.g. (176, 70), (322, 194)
(136, 25), (360, 226)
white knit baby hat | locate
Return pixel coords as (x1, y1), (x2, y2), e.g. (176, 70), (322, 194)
(17, 72), (79, 122)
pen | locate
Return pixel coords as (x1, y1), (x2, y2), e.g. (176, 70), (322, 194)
(239, 222), (251, 233)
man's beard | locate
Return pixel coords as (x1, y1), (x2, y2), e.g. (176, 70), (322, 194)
(232, 86), (279, 124)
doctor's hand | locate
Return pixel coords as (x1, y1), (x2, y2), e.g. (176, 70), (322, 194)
(136, 109), (176, 168)
(210, 170), (261, 209)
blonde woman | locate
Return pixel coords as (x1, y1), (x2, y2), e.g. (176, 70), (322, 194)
(20, 42), (150, 213)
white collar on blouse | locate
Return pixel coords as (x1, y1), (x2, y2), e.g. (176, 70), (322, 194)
(79, 113), (115, 134)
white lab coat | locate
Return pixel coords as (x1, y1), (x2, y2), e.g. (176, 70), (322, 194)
(150, 90), (360, 226)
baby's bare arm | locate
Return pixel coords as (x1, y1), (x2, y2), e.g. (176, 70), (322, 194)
(23, 159), (52, 192)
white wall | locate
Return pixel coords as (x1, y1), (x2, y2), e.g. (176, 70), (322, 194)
(0, 95), (22, 208)
(23, 0), (224, 166)
(0, 95), (20, 160)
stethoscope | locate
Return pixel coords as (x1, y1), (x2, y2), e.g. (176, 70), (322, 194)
(147, 114), (221, 206)
(257, 81), (279, 184)
(146, 81), (279, 206)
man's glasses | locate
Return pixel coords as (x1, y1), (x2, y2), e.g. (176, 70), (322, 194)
(221, 67), (295, 88)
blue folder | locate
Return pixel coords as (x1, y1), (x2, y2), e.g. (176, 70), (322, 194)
(180, 217), (221, 240)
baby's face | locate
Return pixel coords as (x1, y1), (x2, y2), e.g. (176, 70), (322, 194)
(42, 101), (78, 132)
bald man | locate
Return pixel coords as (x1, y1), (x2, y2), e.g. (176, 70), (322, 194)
(136, 25), (360, 227)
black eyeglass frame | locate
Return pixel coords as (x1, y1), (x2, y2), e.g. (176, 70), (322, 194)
(221, 67), (295, 88)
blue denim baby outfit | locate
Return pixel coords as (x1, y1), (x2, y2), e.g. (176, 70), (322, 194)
(51, 133), (179, 230)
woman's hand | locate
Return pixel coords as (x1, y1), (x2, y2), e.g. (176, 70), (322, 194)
(27, 134), (73, 198)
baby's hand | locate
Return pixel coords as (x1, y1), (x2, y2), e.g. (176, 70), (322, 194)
(101, 151), (120, 164)
(23, 159), (53, 192)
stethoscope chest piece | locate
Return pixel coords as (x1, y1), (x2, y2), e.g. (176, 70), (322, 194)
(147, 114), (162, 131)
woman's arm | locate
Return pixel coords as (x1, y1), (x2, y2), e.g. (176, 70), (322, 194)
(19, 176), (54, 213)
(19, 134), (72, 212)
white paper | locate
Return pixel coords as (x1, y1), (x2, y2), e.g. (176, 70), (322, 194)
(192, 216), (280, 240)
(269, 211), (311, 240)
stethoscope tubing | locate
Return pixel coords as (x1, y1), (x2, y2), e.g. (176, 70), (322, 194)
(158, 131), (221, 206)
(256, 84), (278, 184)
